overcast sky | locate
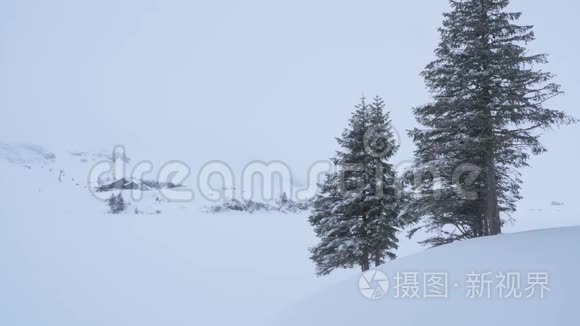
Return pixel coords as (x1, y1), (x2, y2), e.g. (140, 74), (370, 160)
(1, 0), (578, 206)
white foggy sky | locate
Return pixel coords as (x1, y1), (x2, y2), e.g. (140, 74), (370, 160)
(0, 0), (578, 205)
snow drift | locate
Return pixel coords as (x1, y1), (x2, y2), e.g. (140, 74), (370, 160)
(277, 226), (580, 326)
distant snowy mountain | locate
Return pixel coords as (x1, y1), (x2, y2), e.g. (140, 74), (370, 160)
(0, 142), (56, 167)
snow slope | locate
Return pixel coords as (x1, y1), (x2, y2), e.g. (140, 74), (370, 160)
(277, 226), (580, 326)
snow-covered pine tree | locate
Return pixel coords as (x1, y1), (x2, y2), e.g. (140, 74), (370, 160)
(108, 193), (126, 214)
(309, 96), (403, 275)
(409, 0), (576, 246)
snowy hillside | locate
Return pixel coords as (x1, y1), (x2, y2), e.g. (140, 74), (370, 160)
(277, 227), (580, 326)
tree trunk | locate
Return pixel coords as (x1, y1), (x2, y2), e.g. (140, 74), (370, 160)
(360, 251), (370, 272)
(480, 211), (488, 237)
(477, 0), (501, 236)
(374, 249), (382, 267)
(485, 157), (501, 235)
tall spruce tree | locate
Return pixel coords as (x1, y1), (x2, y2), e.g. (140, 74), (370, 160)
(409, 0), (575, 246)
(309, 96), (403, 275)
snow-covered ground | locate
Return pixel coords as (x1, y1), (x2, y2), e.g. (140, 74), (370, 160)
(278, 226), (580, 326)
(0, 144), (352, 325)
(0, 143), (578, 325)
